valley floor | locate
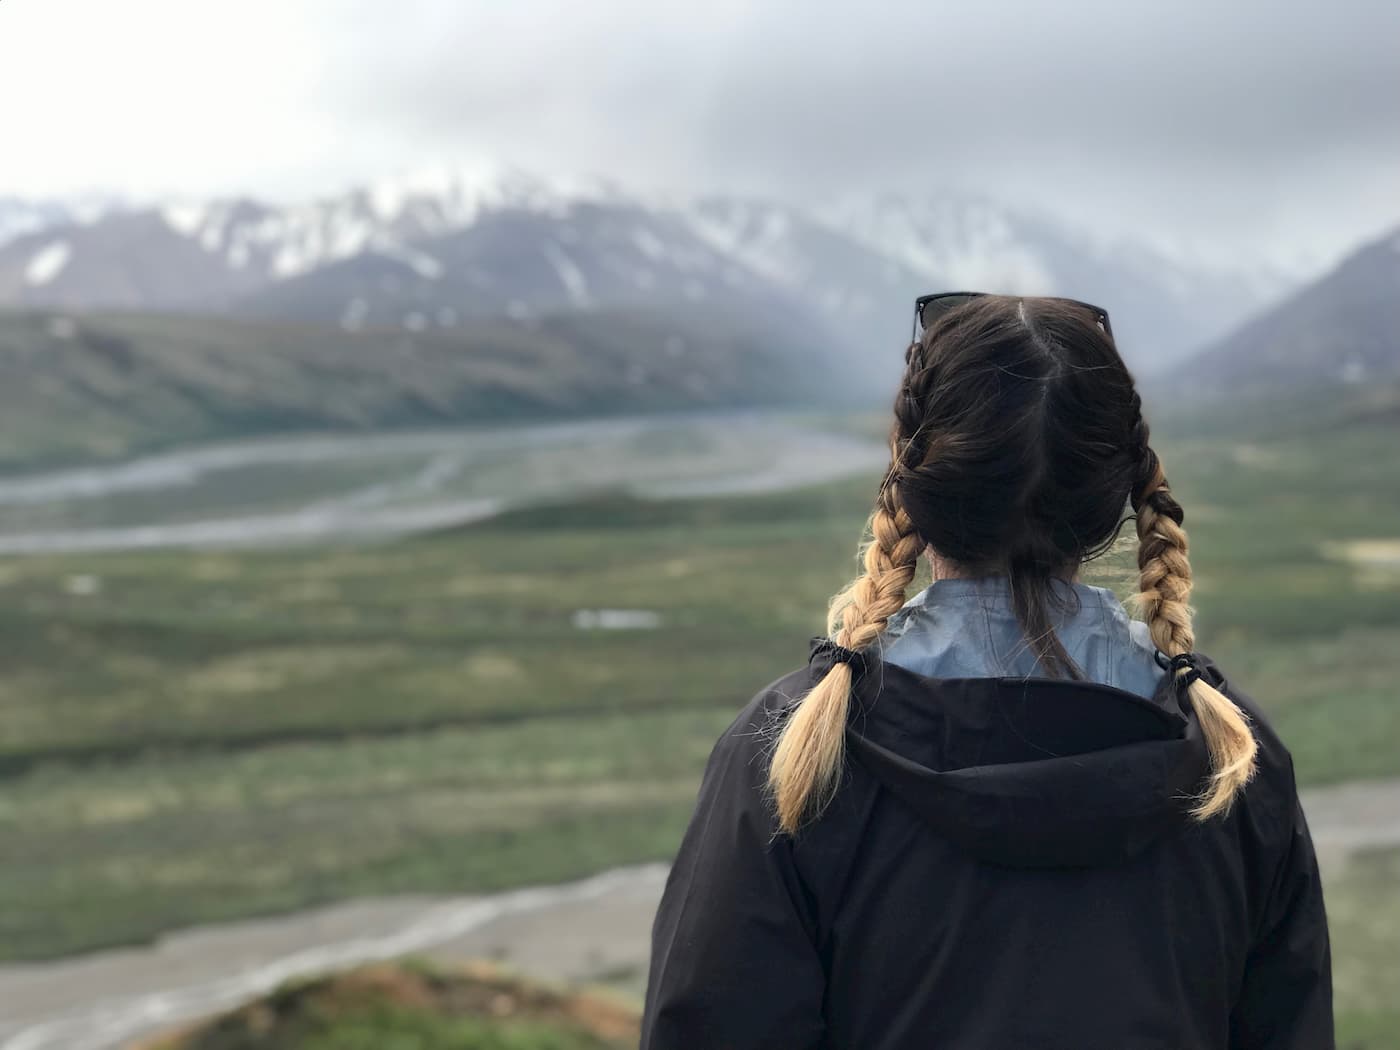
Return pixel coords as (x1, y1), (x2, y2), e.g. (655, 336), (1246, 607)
(0, 406), (1395, 1045)
(2, 777), (1398, 1050)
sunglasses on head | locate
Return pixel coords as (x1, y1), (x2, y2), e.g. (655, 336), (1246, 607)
(912, 291), (1114, 344)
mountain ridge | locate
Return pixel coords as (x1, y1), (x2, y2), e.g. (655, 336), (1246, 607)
(1166, 223), (1400, 395)
(0, 169), (1306, 370)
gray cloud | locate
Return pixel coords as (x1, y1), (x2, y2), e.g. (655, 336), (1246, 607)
(304, 0), (1400, 262)
(3, 0), (1397, 263)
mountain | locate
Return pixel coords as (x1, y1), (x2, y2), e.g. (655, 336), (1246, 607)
(736, 192), (1296, 367)
(681, 197), (926, 348)
(0, 207), (273, 313)
(0, 199), (72, 247)
(1170, 224), (1400, 395)
(0, 194), (120, 248)
(0, 166), (585, 313)
(236, 197), (784, 334)
(0, 304), (850, 470)
(0, 169), (1299, 373)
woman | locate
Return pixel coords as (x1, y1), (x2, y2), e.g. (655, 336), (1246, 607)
(641, 294), (1332, 1049)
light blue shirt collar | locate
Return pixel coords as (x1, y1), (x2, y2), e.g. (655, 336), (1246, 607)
(876, 575), (1165, 699)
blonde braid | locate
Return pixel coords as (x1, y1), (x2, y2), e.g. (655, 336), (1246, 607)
(769, 490), (923, 834)
(1134, 456), (1258, 818)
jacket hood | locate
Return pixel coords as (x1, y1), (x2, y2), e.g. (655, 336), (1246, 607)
(808, 638), (1214, 869)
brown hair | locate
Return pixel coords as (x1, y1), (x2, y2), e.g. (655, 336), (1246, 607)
(768, 296), (1257, 833)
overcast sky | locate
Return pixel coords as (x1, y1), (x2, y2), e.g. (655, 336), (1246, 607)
(1, 0), (1396, 267)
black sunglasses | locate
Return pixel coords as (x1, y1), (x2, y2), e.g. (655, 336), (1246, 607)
(912, 291), (1113, 344)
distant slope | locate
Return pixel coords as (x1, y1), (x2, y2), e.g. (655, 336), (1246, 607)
(1166, 225), (1400, 395)
(821, 193), (1292, 367)
(0, 306), (853, 470)
(141, 962), (638, 1050)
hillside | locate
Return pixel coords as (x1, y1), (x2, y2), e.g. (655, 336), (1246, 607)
(1168, 224), (1400, 395)
(0, 305), (853, 470)
(140, 962), (638, 1050)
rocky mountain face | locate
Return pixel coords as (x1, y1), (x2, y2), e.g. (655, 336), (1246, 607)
(0, 166), (1300, 372)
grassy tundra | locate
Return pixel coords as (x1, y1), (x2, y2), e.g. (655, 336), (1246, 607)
(0, 409), (1396, 1042)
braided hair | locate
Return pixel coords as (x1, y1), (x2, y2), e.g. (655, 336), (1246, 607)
(1130, 410), (1258, 818)
(768, 296), (1257, 834)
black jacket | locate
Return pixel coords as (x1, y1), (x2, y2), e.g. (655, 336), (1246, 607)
(642, 642), (1333, 1049)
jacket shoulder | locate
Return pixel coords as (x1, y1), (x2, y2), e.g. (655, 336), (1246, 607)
(716, 665), (813, 751)
(692, 665), (813, 803)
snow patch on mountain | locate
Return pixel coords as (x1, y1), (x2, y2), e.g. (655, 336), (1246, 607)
(630, 227), (668, 261)
(542, 242), (592, 306)
(828, 194), (1056, 293)
(375, 244), (444, 280)
(25, 240), (73, 286)
(162, 202), (209, 237)
(362, 161), (613, 229)
(686, 201), (807, 285)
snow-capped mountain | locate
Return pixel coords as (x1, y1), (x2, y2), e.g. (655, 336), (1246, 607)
(161, 164), (617, 284)
(0, 167), (1304, 370)
(236, 196), (778, 335)
(0, 194), (122, 250)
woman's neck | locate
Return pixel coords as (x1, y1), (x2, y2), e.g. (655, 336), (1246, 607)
(925, 550), (1080, 585)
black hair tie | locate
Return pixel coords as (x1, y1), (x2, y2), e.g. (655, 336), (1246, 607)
(809, 636), (870, 678)
(1155, 649), (1207, 688)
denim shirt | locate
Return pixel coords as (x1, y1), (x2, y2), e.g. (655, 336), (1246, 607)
(876, 576), (1166, 700)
